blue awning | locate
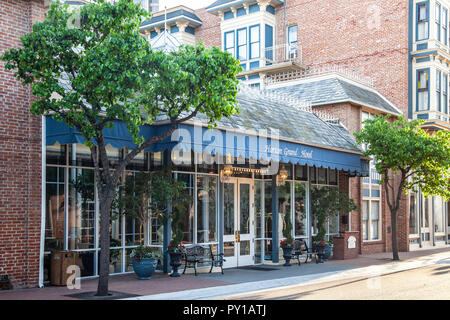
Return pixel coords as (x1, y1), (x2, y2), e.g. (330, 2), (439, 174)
(46, 117), (369, 176)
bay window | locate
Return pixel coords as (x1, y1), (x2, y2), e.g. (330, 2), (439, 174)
(249, 25), (260, 59)
(417, 69), (429, 111)
(417, 2), (429, 40)
(225, 31), (235, 57)
(237, 28), (247, 61)
(436, 3), (441, 41)
(437, 70), (441, 112)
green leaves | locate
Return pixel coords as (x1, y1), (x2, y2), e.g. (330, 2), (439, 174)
(355, 115), (450, 200)
(2, 0), (241, 147)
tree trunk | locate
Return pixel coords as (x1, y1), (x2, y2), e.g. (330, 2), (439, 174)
(391, 209), (400, 261)
(96, 188), (114, 296)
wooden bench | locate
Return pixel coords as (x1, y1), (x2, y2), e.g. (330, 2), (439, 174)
(182, 244), (226, 276)
(291, 239), (318, 266)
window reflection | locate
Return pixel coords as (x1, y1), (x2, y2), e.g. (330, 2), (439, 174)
(294, 182), (307, 237)
(68, 169), (95, 250)
(197, 175), (217, 243)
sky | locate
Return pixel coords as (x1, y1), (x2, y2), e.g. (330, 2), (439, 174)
(158, 0), (216, 10)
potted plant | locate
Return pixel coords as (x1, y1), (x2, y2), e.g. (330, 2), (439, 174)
(280, 210), (295, 266)
(152, 169), (191, 277)
(311, 186), (358, 263)
(167, 242), (185, 277)
(130, 245), (161, 280)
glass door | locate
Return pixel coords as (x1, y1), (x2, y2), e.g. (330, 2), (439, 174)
(222, 178), (254, 268)
(237, 179), (254, 266)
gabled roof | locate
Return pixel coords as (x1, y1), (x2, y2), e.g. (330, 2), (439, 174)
(141, 8), (202, 30)
(269, 76), (402, 115)
(191, 85), (362, 154)
(150, 30), (181, 53)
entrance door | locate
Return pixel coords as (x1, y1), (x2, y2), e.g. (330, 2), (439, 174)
(223, 178), (254, 268)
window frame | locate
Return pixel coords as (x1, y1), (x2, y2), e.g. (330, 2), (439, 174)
(417, 2), (430, 41)
(224, 30), (235, 58)
(417, 68), (430, 111)
(249, 24), (261, 60)
(436, 2), (442, 41)
(236, 27), (248, 62)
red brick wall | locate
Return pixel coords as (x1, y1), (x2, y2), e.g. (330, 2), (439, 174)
(194, 8), (222, 48)
(275, 0), (409, 114)
(0, 0), (46, 288)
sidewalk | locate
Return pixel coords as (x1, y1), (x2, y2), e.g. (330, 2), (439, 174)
(1, 247), (450, 300)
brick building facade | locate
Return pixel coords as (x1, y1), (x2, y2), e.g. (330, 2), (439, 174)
(0, 0), (47, 288)
(0, 0), (448, 289)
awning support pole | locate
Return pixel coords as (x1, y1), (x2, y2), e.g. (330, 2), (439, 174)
(272, 174), (279, 263)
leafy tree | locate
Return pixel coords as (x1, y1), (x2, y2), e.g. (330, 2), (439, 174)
(2, 0), (240, 295)
(112, 167), (192, 247)
(311, 186), (358, 244)
(355, 115), (450, 260)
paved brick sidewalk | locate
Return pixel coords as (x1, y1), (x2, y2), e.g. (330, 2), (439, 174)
(1, 247), (449, 300)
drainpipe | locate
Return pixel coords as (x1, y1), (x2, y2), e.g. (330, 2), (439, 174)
(39, 116), (46, 288)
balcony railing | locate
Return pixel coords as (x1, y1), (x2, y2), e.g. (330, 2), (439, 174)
(264, 43), (302, 65)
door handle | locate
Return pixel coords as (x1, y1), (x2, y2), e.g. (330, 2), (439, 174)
(235, 230), (240, 242)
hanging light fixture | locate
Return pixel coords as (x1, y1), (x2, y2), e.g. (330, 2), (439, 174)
(276, 165), (289, 186)
(220, 165), (233, 183)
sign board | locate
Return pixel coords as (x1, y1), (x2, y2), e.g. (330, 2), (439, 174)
(348, 236), (356, 249)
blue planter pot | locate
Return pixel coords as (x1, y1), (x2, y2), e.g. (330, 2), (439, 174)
(132, 258), (158, 280)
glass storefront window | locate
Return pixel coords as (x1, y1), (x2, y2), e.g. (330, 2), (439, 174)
(309, 166), (317, 184)
(434, 196), (445, 233)
(409, 193), (418, 235)
(254, 181), (263, 239)
(175, 173), (195, 244)
(45, 166), (65, 251)
(125, 215), (145, 246)
(318, 167), (327, 185)
(68, 169), (95, 250)
(46, 143), (66, 165)
(294, 182), (307, 237)
(362, 200), (369, 241)
(264, 181), (272, 239)
(278, 181), (291, 240)
(370, 201), (380, 240)
(197, 175), (217, 243)
(126, 150), (148, 171)
(69, 143), (94, 167)
(110, 249), (123, 274)
(294, 165), (307, 181)
(329, 169), (338, 185)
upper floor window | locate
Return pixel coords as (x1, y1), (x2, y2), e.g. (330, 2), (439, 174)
(249, 25), (260, 60)
(237, 28), (248, 61)
(444, 8), (448, 45)
(437, 70), (442, 112)
(225, 31), (235, 58)
(134, 0), (158, 12)
(417, 69), (430, 111)
(417, 3), (429, 40)
(287, 25), (298, 59)
(436, 3), (441, 41)
(443, 73), (448, 114)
